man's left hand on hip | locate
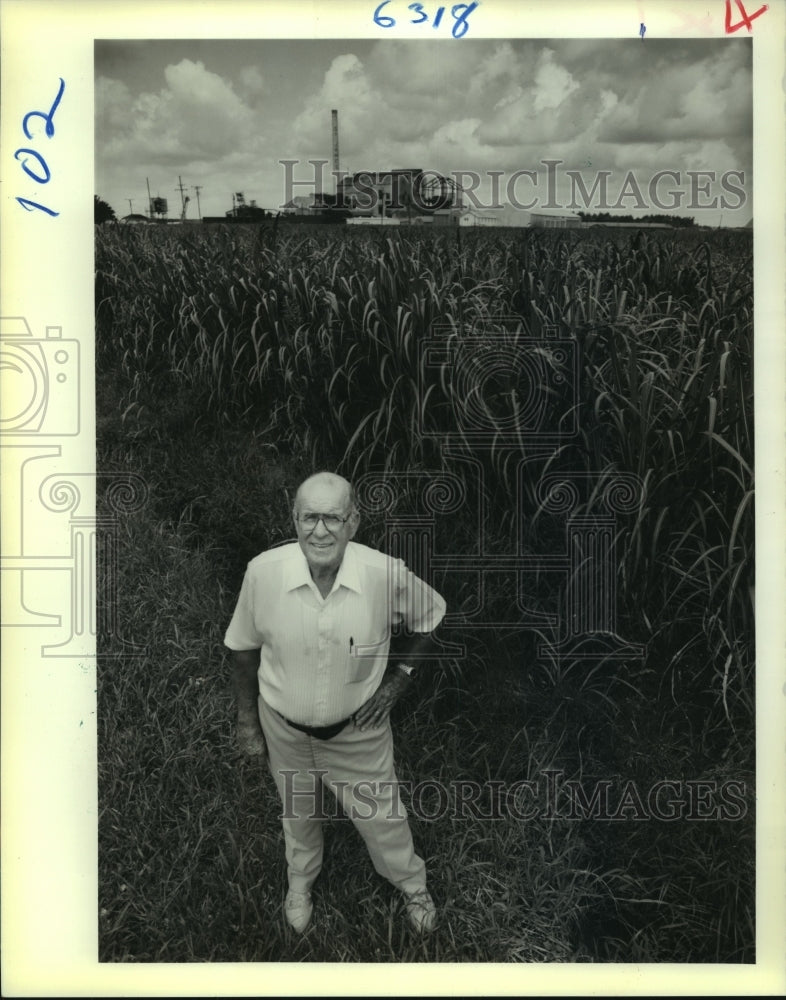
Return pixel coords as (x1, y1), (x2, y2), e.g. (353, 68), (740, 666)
(354, 670), (410, 731)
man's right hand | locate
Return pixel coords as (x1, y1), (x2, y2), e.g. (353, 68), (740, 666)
(237, 719), (267, 758)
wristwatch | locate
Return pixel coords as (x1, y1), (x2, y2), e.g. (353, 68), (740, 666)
(396, 662), (416, 678)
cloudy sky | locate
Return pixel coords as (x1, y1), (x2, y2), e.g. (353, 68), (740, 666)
(95, 37), (752, 225)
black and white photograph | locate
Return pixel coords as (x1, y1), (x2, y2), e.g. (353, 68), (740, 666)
(3, 0), (785, 994)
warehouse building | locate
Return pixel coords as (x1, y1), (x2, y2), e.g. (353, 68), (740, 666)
(529, 211), (583, 229)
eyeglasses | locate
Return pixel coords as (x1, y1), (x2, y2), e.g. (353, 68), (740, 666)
(297, 512), (351, 532)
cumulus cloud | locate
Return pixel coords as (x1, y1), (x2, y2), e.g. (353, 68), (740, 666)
(290, 53), (378, 162)
(532, 48), (580, 113)
(238, 65), (266, 101)
(97, 58), (260, 166)
(95, 38), (752, 222)
(369, 39), (471, 96)
(467, 41), (521, 101)
(597, 44), (751, 152)
(474, 47), (583, 147)
(95, 76), (133, 135)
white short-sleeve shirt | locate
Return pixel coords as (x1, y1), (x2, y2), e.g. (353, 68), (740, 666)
(224, 541), (446, 726)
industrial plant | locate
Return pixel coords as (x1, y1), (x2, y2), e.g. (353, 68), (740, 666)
(116, 109), (687, 230)
(120, 109), (497, 228)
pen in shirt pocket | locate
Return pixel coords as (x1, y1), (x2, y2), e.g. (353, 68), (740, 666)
(349, 636), (354, 655)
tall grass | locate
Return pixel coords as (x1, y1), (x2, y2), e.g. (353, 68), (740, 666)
(96, 222), (754, 962)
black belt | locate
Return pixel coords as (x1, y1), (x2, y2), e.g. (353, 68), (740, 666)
(277, 711), (353, 741)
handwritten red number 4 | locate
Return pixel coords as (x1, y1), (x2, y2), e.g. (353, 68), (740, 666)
(725, 0), (768, 32)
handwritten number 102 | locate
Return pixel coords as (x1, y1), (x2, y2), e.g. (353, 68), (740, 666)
(15, 77), (65, 218)
(374, 2), (478, 37)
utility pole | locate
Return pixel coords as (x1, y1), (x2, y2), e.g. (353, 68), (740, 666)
(146, 177), (153, 218)
(127, 198), (134, 215)
(176, 175), (188, 218)
(193, 185), (203, 220)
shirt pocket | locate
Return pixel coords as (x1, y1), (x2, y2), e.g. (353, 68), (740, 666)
(347, 633), (387, 683)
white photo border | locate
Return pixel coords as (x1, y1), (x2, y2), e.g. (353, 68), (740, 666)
(1, 0), (784, 995)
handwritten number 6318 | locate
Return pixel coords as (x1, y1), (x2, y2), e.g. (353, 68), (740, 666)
(15, 78), (65, 218)
(374, 2), (478, 38)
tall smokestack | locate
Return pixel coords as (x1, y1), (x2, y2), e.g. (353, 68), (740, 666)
(331, 109), (340, 195)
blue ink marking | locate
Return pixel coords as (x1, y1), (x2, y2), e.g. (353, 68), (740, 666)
(639, 22), (646, 39)
(374, 1), (476, 35)
(451, 2), (477, 38)
(23, 77), (65, 139)
(373, 1), (396, 27)
(15, 197), (59, 216)
(16, 79), (64, 217)
(14, 148), (51, 184)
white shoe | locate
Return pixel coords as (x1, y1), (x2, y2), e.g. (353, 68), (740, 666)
(403, 888), (436, 933)
(284, 889), (313, 933)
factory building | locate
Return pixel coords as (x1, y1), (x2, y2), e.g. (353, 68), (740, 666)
(281, 196), (315, 215)
(339, 168), (462, 221)
(340, 168), (422, 217)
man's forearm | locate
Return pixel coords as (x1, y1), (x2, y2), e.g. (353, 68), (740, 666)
(383, 630), (439, 688)
(231, 648), (261, 722)
(389, 629), (438, 667)
(354, 629), (442, 729)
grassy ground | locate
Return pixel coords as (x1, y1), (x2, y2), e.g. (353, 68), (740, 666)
(97, 223), (754, 963)
(97, 419), (753, 963)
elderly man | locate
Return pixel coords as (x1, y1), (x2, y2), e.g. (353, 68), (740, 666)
(225, 471), (446, 934)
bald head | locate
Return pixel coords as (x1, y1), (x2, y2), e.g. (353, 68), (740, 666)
(293, 472), (356, 516)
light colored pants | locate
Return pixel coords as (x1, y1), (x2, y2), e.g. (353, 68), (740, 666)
(258, 695), (427, 895)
